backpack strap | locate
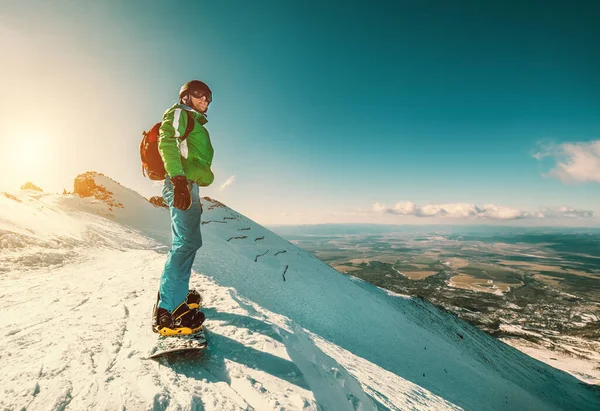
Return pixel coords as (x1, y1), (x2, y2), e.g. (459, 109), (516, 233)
(181, 110), (195, 141)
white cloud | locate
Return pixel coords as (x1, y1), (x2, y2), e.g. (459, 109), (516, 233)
(419, 203), (479, 218)
(537, 206), (595, 219)
(220, 175), (236, 191)
(374, 201), (417, 215)
(478, 204), (527, 220)
(534, 140), (600, 183)
(374, 202), (484, 219)
(372, 201), (594, 221)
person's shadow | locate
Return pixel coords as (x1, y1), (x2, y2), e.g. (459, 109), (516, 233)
(157, 306), (387, 410)
(160, 308), (310, 391)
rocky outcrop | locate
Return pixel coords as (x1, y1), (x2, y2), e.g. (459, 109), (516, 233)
(73, 172), (124, 209)
(20, 182), (43, 192)
(3, 192), (21, 202)
(149, 196), (167, 208)
(203, 196), (228, 210)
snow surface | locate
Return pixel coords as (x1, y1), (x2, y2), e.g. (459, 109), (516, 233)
(1, 175), (599, 411)
(501, 336), (600, 388)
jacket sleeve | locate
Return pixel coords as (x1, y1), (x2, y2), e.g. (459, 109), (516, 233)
(158, 106), (188, 177)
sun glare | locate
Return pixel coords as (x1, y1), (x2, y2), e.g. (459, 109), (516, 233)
(18, 140), (42, 165)
(1, 132), (54, 190)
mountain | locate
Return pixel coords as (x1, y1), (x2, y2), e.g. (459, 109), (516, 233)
(1, 172), (598, 410)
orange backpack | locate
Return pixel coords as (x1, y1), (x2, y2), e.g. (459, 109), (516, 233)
(140, 111), (194, 180)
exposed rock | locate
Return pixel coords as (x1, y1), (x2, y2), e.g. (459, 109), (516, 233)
(73, 171), (124, 209)
(203, 196), (227, 210)
(3, 192), (21, 202)
(149, 196), (167, 208)
(20, 182), (43, 192)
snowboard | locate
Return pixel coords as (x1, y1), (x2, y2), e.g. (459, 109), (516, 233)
(146, 326), (208, 360)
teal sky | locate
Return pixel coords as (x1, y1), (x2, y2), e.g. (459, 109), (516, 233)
(1, 0), (598, 225)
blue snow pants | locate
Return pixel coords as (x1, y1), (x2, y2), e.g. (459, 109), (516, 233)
(158, 175), (203, 312)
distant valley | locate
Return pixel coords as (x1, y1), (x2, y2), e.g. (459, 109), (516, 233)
(270, 224), (600, 385)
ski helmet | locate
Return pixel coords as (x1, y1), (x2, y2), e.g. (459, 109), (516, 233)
(179, 80), (212, 103)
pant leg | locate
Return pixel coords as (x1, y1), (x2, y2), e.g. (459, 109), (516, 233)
(158, 177), (203, 312)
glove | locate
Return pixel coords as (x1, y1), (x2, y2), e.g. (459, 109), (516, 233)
(170, 175), (191, 210)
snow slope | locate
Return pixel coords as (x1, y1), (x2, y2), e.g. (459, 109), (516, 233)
(1, 173), (599, 411)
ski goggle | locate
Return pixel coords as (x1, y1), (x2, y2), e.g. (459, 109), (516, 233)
(190, 89), (212, 104)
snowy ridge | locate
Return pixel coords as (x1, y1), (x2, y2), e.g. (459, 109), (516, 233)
(1, 173), (599, 410)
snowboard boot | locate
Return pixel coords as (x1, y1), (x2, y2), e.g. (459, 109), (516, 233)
(153, 290), (202, 309)
(186, 289), (202, 309)
(153, 302), (206, 336)
(151, 290), (205, 336)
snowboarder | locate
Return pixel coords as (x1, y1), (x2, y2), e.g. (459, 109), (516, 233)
(152, 80), (214, 336)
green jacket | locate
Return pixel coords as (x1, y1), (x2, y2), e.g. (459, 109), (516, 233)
(158, 104), (214, 186)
